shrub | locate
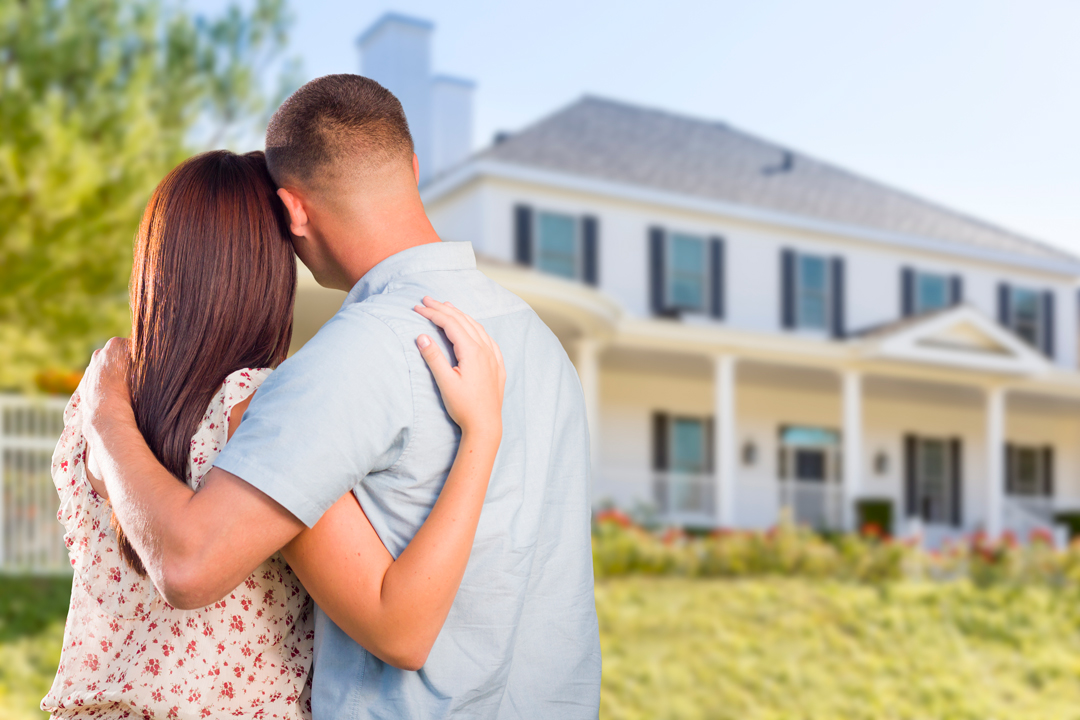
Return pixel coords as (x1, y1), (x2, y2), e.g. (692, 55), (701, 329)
(593, 512), (1080, 587)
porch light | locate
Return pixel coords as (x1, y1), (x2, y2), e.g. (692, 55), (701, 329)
(874, 451), (889, 475)
(742, 440), (757, 466)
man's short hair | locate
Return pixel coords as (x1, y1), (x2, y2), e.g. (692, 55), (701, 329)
(265, 74), (414, 190)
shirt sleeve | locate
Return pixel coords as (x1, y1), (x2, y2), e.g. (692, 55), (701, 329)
(213, 306), (413, 527)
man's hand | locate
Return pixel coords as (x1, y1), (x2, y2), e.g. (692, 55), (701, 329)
(80, 337), (134, 457)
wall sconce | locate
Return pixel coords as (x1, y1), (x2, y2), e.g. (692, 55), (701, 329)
(874, 451), (889, 475)
(742, 440), (757, 467)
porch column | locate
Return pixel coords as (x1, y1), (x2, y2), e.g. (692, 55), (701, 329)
(841, 370), (863, 532)
(985, 386), (1006, 539)
(574, 339), (601, 479)
(713, 354), (737, 527)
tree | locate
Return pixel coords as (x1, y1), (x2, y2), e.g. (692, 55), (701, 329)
(0, 0), (294, 392)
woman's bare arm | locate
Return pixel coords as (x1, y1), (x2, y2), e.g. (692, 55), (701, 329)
(278, 298), (505, 671)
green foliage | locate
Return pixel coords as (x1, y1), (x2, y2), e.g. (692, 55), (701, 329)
(0, 576), (70, 719)
(594, 512), (1080, 587)
(597, 577), (1080, 720)
(0, 0), (294, 391)
(593, 511), (905, 583)
(0, 576), (71, 643)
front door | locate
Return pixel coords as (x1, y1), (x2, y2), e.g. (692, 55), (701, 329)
(905, 435), (961, 527)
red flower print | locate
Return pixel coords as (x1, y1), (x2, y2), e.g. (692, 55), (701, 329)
(229, 615), (245, 633)
(83, 653), (100, 672)
(145, 658), (161, 676)
(220, 682), (235, 699)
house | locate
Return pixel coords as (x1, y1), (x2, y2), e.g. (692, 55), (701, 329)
(291, 13), (1080, 544)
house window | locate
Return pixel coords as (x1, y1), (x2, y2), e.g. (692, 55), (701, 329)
(666, 233), (708, 312)
(914, 272), (949, 313)
(1007, 445), (1052, 497)
(1010, 288), (1042, 347)
(796, 254), (830, 330)
(536, 211), (578, 279)
(915, 438), (951, 525)
(670, 418), (707, 474)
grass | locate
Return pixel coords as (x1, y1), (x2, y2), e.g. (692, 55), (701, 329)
(0, 575), (70, 720)
(7, 575), (1080, 719)
(598, 577), (1080, 720)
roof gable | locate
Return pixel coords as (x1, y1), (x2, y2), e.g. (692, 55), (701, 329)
(861, 305), (1051, 375)
(478, 96), (1075, 267)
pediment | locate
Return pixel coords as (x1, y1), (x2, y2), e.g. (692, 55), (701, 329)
(862, 306), (1050, 375)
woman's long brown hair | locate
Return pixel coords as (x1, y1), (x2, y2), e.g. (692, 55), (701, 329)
(115, 150), (297, 577)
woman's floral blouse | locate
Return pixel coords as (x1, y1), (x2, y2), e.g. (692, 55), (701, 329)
(43, 368), (314, 719)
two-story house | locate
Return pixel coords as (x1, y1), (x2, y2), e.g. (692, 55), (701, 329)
(294, 14), (1080, 544)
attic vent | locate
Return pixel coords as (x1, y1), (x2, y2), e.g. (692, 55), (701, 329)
(762, 150), (794, 176)
(494, 131), (512, 145)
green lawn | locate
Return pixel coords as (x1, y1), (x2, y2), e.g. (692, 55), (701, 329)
(598, 578), (1080, 720)
(6, 576), (1080, 719)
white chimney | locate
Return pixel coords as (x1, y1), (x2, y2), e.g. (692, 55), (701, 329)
(357, 14), (434, 183)
(431, 75), (475, 178)
(356, 14), (474, 185)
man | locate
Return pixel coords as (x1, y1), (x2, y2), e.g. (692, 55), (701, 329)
(81, 75), (601, 718)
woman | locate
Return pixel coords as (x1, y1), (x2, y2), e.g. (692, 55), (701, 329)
(42, 150), (505, 719)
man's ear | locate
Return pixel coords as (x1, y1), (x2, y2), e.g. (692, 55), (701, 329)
(277, 188), (310, 237)
(412, 154), (420, 185)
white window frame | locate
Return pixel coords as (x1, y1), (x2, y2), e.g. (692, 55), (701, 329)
(913, 271), (950, 314)
(534, 210), (580, 280)
(795, 252), (831, 331)
(1009, 445), (1050, 497)
(1009, 287), (1042, 349)
(915, 438), (952, 525)
(664, 232), (709, 313)
(669, 416), (707, 474)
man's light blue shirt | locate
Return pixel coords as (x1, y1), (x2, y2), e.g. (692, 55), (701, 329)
(215, 242), (601, 719)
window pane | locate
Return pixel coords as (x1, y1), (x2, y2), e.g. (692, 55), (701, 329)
(797, 255), (828, 329)
(794, 449), (826, 482)
(667, 234), (706, 310)
(537, 212), (577, 279)
(915, 273), (948, 312)
(1012, 288), (1040, 346)
(1015, 448), (1041, 495)
(918, 439), (950, 524)
(671, 419), (705, 473)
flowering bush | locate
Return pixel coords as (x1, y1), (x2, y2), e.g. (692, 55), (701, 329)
(593, 511), (1080, 586)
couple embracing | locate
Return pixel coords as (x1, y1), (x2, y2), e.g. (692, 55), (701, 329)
(43, 75), (601, 719)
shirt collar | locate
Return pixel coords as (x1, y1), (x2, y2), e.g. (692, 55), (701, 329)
(341, 241), (476, 306)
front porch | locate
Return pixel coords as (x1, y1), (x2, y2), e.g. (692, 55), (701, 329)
(480, 258), (1080, 543)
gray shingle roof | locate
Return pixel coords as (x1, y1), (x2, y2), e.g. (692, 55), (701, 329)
(478, 96), (1075, 265)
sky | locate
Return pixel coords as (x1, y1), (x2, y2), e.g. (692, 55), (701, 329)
(193, 0), (1080, 258)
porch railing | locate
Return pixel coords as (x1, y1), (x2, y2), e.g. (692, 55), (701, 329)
(779, 480), (843, 531)
(0, 394), (70, 573)
(1003, 495), (1059, 544)
(652, 472), (715, 526)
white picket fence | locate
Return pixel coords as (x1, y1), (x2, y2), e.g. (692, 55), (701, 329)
(0, 394), (70, 573)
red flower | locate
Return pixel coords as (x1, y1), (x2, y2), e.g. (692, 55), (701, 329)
(594, 509), (633, 528)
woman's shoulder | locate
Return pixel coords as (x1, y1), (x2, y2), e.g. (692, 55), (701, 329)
(187, 368), (272, 488)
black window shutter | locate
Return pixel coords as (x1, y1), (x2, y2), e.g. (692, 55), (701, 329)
(705, 417), (715, 473)
(514, 205), (533, 266)
(950, 275), (963, 306)
(831, 257), (846, 339)
(1005, 444), (1015, 494)
(781, 249), (796, 329)
(582, 216), (599, 286)
(649, 227), (666, 316)
(949, 438), (962, 528)
(901, 267), (915, 317)
(998, 283), (1012, 327)
(1042, 291), (1055, 359)
(1043, 446), (1054, 497)
(652, 412), (669, 471)
(709, 237), (725, 320)
(904, 435), (918, 518)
